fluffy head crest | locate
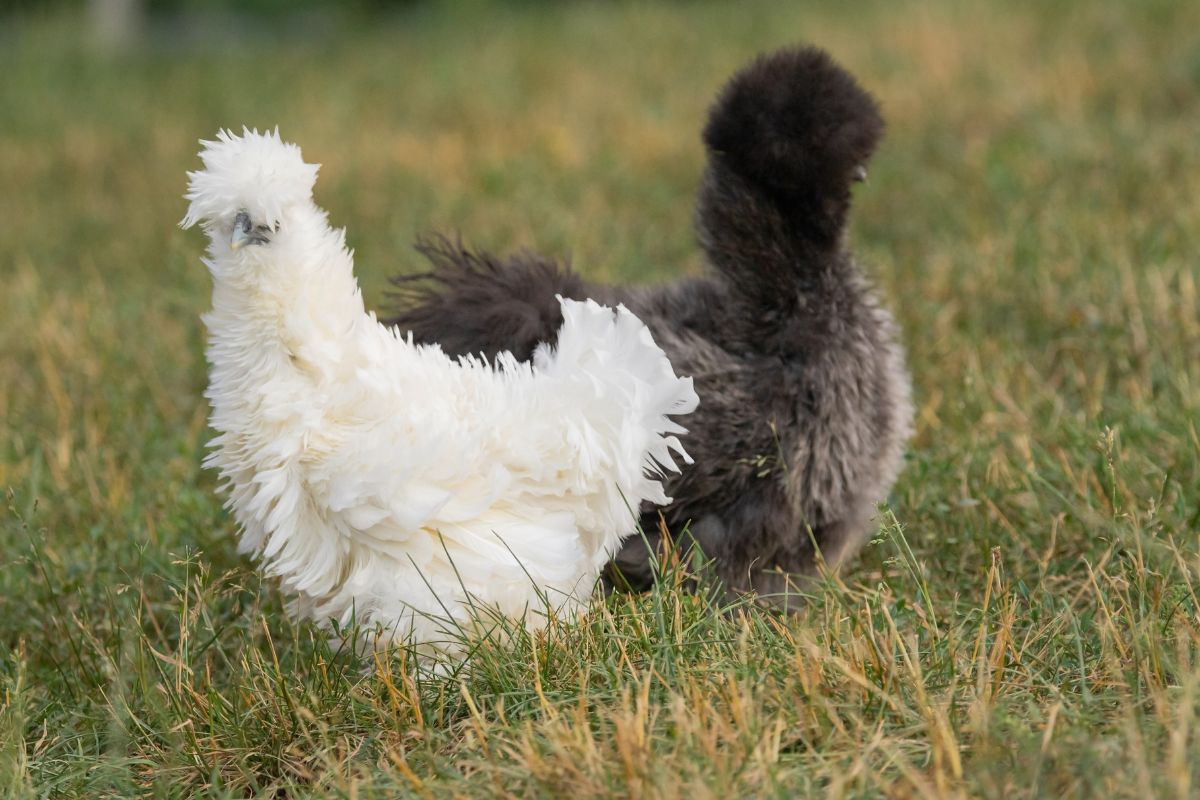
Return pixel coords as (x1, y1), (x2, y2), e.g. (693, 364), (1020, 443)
(702, 46), (884, 197)
(181, 127), (319, 230)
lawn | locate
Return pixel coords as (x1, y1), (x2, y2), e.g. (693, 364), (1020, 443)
(2, 0), (1199, 796)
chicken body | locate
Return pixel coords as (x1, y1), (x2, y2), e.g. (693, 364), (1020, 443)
(182, 129), (697, 653)
(386, 47), (914, 606)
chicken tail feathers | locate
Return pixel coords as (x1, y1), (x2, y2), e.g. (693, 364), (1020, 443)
(534, 297), (699, 524)
(383, 236), (588, 361)
(696, 45), (884, 296)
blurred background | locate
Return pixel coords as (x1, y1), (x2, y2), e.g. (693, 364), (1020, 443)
(2, 0), (1198, 572)
(3, 0), (1199, 583)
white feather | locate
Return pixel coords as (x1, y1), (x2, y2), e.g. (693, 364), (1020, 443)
(182, 129), (699, 658)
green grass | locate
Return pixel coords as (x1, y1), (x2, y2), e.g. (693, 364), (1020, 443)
(2, 0), (1199, 796)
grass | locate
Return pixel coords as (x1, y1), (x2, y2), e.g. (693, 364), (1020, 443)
(2, 0), (1199, 795)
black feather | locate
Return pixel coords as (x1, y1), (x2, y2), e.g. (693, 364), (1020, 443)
(384, 46), (911, 606)
(385, 235), (597, 361)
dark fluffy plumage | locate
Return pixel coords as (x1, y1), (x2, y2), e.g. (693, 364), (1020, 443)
(388, 238), (596, 362)
(383, 46), (912, 606)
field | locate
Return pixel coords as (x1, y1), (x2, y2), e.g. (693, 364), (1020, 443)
(2, 0), (1199, 796)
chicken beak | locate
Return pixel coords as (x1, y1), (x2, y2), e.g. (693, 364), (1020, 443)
(230, 211), (252, 251)
(852, 165), (868, 184)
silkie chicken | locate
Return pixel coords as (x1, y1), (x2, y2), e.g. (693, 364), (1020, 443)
(386, 46), (913, 607)
(181, 128), (698, 656)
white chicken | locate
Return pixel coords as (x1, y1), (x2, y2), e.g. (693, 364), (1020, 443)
(181, 128), (698, 656)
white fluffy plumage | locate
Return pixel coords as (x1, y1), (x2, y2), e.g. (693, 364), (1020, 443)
(182, 128), (698, 656)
